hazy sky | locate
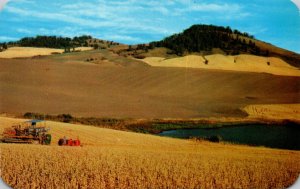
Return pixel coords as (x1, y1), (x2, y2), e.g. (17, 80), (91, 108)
(0, 0), (299, 53)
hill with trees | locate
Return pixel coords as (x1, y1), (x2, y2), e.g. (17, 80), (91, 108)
(150, 24), (258, 56)
(1, 24), (299, 67)
(137, 24), (299, 67)
(0, 35), (120, 52)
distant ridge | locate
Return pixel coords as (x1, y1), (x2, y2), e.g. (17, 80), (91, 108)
(0, 35), (120, 52)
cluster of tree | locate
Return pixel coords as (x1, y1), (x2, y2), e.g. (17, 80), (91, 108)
(136, 44), (148, 51)
(17, 35), (93, 49)
(90, 40), (120, 49)
(1, 35), (121, 53)
(72, 35), (92, 47)
(149, 24), (261, 56)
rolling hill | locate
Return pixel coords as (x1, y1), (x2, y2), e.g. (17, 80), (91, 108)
(118, 24), (300, 68)
(0, 24), (299, 121)
(0, 48), (299, 119)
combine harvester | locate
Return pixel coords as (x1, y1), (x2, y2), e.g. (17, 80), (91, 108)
(1, 120), (51, 144)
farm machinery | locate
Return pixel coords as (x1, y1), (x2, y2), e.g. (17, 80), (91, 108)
(58, 136), (81, 146)
(1, 120), (51, 144)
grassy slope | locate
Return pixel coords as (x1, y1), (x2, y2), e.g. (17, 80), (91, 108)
(0, 49), (299, 118)
(0, 116), (299, 189)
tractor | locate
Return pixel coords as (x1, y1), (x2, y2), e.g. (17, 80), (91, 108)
(1, 120), (51, 145)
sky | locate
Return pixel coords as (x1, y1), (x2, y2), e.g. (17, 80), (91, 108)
(0, 0), (299, 53)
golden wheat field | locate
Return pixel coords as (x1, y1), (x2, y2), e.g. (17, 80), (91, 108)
(0, 117), (300, 189)
(142, 54), (300, 76)
(243, 103), (300, 121)
(0, 47), (94, 58)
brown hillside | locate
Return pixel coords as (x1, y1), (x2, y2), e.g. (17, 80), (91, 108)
(0, 49), (299, 118)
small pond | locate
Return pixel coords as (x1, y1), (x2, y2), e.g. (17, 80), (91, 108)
(158, 124), (300, 150)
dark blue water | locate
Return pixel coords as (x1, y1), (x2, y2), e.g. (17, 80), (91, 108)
(158, 124), (300, 150)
